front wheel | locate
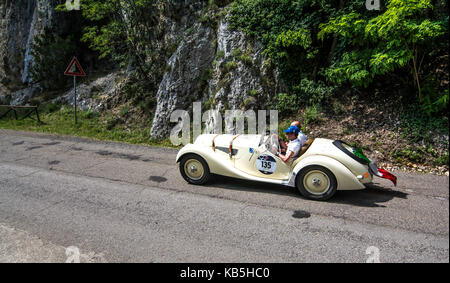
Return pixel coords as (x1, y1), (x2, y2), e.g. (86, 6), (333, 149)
(296, 165), (337, 201)
(179, 154), (210, 185)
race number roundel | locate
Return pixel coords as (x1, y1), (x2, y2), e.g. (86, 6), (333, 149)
(256, 155), (277, 175)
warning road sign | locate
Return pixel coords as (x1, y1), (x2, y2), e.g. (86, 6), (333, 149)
(64, 57), (86, 77)
(64, 57), (86, 124)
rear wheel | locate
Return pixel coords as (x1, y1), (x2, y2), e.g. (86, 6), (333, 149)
(296, 165), (337, 201)
(179, 154), (210, 185)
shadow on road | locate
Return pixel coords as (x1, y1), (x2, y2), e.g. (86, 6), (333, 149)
(330, 183), (408, 207)
(211, 175), (298, 197)
(210, 175), (408, 208)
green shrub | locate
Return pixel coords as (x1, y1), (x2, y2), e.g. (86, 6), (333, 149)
(199, 13), (210, 23)
(231, 46), (253, 65)
(225, 61), (238, 71)
(303, 105), (322, 125)
(420, 81), (449, 116)
(83, 110), (99, 119)
(275, 92), (298, 114)
(249, 89), (259, 97)
(238, 54), (252, 65)
(277, 120), (292, 139)
(435, 153), (449, 166)
(275, 79), (335, 114)
(392, 147), (425, 164)
(293, 78), (335, 106)
(399, 107), (449, 144)
(42, 102), (61, 114)
(231, 48), (242, 58)
(215, 50), (225, 60)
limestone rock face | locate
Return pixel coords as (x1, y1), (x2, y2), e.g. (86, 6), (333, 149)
(150, 24), (216, 138)
(57, 72), (125, 112)
(10, 85), (40, 106)
(0, 0), (37, 86)
(208, 19), (277, 112)
(149, 15), (280, 139)
(0, 83), (8, 104)
(0, 0), (69, 96)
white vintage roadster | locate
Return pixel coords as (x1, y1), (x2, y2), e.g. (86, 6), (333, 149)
(176, 134), (397, 200)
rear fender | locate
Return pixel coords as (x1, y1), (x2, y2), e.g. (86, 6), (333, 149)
(289, 155), (365, 191)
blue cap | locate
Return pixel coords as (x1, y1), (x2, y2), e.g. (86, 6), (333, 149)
(284, 125), (299, 134)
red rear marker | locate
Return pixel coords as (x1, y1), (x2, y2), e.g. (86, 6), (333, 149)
(377, 168), (397, 186)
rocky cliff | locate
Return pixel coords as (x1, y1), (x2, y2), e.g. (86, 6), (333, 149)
(149, 10), (281, 138)
(0, 0), (281, 139)
(0, 0), (71, 84)
(0, 0), (73, 104)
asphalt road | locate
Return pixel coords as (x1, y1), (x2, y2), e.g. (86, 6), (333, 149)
(0, 129), (448, 263)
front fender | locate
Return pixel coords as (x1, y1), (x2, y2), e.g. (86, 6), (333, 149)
(176, 143), (239, 178)
(290, 155), (365, 191)
(176, 144), (203, 163)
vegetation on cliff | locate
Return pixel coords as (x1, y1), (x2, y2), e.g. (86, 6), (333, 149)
(229, 0), (448, 116)
(1, 0), (448, 172)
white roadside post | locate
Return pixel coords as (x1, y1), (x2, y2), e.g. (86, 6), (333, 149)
(73, 76), (77, 124)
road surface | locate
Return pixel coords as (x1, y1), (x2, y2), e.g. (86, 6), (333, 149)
(0, 129), (448, 262)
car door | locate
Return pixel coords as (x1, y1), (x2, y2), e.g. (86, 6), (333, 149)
(234, 146), (292, 180)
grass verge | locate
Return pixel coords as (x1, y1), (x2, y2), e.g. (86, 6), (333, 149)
(0, 106), (176, 148)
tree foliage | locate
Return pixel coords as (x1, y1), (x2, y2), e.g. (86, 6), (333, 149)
(319, 0), (445, 95)
(230, 0), (449, 116)
(64, 0), (161, 81)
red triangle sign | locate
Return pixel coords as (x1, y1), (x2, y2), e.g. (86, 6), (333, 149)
(64, 57), (86, 77)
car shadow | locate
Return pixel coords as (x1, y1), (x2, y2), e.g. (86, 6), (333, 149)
(211, 175), (298, 197)
(209, 175), (408, 208)
(330, 183), (408, 208)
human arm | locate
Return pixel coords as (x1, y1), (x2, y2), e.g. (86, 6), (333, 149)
(276, 151), (293, 162)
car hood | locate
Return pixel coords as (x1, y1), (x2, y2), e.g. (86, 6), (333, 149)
(194, 134), (263, 149)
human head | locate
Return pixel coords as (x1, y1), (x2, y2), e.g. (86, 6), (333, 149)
(291, 121), (301, 129)
(284, 125), (299, 140)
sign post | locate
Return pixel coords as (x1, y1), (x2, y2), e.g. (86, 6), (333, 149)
(64, 57), (86, 124)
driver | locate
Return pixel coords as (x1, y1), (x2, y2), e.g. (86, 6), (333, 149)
(279, 121), (307, 153)
(276, 125), (308, 162)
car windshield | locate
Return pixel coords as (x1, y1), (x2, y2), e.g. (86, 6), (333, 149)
(262, 134), (280, 155)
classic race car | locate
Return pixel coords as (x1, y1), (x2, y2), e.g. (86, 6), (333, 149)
(176, 134), (397, 200)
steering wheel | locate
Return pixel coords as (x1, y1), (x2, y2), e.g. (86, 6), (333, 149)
(270, 134), (281, 155)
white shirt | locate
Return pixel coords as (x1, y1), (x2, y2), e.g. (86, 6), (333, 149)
(287, 132), (308, 159)
(298, 132), (308, 147)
